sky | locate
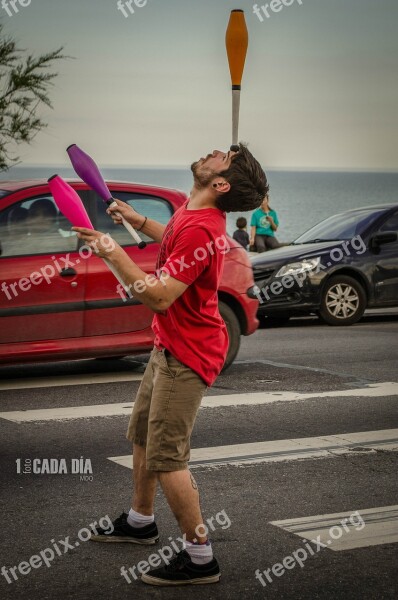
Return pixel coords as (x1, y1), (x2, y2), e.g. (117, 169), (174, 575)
(2, 0), (398, 170)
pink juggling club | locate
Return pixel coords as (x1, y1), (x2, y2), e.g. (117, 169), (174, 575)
(48, 175), (133, 298)
(66, 144), (146, 249)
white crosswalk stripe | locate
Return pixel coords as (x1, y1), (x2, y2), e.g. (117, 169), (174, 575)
(1, 375), (397, 552)
(271, 505), (398, 550)
(0, 382), (396, 423)
(0, 371), (143, 391)
(108, 428), (398, 470)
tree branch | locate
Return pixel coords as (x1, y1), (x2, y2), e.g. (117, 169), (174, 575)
(0, 23), (68, 171)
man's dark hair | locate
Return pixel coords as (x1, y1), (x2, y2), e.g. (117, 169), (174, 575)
(236, 217), (247, 229)
(216, 143), (269, 213)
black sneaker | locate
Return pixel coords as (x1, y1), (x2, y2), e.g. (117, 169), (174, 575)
(141, 550), (221, 586)
(90, 512), (159, 545)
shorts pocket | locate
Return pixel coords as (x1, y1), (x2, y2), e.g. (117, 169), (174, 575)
(160, 349), (184, 378)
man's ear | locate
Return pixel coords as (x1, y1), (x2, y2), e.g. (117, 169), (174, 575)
(212, 179), (231, 194)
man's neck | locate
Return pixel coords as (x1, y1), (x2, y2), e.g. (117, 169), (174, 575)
(187, 186), (217, 210)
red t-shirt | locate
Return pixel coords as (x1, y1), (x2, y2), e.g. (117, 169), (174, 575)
(152, 201), (229, 386)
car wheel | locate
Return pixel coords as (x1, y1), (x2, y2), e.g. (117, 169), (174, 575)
(320, 275), (366, 326)
(219, 301), (241, 371)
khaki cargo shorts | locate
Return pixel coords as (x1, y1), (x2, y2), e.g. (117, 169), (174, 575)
(126, 347), (207, 472)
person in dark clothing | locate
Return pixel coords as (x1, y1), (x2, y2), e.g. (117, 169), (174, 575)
(233, 216), (250, 249)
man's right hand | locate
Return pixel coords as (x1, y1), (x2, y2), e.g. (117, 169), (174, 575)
(107, 198), (145, 230)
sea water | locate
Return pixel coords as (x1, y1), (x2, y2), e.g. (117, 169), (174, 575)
(2, 167), (397, 242)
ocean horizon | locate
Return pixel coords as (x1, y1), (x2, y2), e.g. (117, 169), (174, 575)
(2, 166), (397, 242)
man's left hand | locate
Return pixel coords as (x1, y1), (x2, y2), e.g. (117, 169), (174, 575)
(72, 227), (119, 258)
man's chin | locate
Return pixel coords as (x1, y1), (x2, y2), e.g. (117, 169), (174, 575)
(190, 165), (214, 189)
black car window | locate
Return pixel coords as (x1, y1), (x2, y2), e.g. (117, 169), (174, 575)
(95, 192), (173, 247)
(379, 211), (398, 233)
(294, 208), (388, 244)
(0, 196), (78, 257)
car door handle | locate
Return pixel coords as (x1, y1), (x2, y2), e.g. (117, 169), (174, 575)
(59, 267), (77, 277)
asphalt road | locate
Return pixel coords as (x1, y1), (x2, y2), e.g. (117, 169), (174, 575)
(0, 313), (397, 600)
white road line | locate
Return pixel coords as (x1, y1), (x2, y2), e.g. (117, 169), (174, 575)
(0, 382), (396, 423)
(0, 372), (143, 391)
(271, 505), (398, 550)
(108, 428), (398, 470)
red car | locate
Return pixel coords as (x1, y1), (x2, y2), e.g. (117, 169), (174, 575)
(0, 180), (259, 368)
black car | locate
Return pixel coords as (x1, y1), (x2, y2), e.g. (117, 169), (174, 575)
(248, 204), (398, 326)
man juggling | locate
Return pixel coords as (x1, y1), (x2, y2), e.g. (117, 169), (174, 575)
(73, 144), (268, 586)
(72, 8), (267, 587)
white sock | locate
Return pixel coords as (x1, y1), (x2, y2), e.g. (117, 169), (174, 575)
(127, 508), (154, 529)
(185, 540), (213, 565)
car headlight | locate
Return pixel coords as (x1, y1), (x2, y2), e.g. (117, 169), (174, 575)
(276, 257), (320, 277)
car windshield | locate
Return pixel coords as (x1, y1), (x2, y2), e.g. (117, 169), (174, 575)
(293, 208), (387, 244)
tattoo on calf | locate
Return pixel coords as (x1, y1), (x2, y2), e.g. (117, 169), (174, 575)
(190, 472), (198, 490)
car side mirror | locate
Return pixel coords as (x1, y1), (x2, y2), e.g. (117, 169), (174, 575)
(370, 231), (397, 251)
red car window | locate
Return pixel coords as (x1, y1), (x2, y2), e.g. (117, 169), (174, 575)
(0, 195), (78, 257)
(94, 192), (173, 247)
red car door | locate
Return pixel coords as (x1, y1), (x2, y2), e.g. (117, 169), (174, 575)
(0, 189), (86, 347)
(82, 188), (175, 337)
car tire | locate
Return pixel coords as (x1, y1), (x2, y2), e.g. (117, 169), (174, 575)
(320, 275), (366, 326)
(219, 301), (241, 371)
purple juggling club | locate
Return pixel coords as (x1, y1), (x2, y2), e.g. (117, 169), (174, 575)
(48, 175), (133, 298)
(66, 144), (146, 249)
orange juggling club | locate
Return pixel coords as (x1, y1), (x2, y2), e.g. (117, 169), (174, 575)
(225, 9), (249, 147)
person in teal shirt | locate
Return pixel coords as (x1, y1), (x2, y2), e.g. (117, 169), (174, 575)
(250, 194), (280, 252)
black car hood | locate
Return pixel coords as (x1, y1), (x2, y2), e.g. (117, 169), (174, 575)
(250, 240), (344, 269)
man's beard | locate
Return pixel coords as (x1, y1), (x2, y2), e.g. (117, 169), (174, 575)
(190, 161), (218, 189)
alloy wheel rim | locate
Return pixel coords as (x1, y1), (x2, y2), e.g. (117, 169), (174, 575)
(326, 283), (360, 319)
